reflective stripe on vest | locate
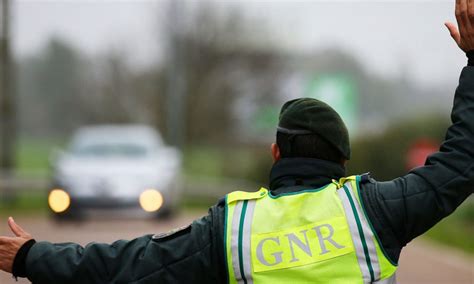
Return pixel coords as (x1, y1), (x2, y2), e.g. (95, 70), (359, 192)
(230, 200), (257, 284)
(225, 176), (397, 284)
(338, 182), (380, 282)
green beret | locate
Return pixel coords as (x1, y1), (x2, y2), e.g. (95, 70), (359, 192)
(277, 98), (351, 160)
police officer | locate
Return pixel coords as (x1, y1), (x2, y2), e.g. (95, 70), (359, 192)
(1, 2), (474, 283)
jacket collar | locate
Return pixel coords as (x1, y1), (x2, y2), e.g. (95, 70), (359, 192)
(269, 158), (346, 194)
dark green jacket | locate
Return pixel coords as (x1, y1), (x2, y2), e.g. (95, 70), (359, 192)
(17, 67), (474, 283)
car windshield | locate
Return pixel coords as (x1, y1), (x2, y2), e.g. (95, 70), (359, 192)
(72, 143), (149, 158)
(69, 126), (162, 158)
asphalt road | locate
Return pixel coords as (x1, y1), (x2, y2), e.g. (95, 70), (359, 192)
(0, 212), (472, 284)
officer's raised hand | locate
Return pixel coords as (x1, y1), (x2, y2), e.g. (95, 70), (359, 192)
(0, 217), (33, 273)
(445, 0), (474, 52)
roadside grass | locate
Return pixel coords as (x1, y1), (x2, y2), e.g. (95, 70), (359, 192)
(0, 137), (56, 217)
(183, 144), (269, 183)
(424, 200), (474, 254)
(0, 191), (48, 217)
(16, 137), (65, 174)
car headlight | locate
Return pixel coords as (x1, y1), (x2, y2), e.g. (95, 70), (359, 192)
(48, 189), (71, 213)
(139, 189), (163, 212)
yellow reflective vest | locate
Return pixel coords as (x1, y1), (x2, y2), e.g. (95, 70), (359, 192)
(224, 175), (397, 284)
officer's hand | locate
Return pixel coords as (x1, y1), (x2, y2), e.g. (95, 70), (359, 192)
(445, 0), (474, 52)
(0, 217), (32, 273)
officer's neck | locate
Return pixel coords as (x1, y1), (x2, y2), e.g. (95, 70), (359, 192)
(269, 158), (346, 193)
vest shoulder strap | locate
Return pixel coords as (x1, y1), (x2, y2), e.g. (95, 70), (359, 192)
(226, 187), (268, 204)
(333, 175), (358, 189)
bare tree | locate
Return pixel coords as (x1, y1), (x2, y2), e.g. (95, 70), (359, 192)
(0, 0), (16, 202)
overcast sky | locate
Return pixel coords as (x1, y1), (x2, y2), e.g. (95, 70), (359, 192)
(11, 0), (465, 88)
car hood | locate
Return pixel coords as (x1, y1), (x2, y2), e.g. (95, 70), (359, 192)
(57, 157), (164, 178)
(53, 156), (179, 196)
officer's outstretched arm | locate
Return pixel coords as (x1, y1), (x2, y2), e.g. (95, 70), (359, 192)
(362, 0), (474, 260)
(21, 215), (217, 283)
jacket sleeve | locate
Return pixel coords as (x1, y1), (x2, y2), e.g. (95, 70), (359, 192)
(361, 66), (474, 263)
(24, 214), (218, 284)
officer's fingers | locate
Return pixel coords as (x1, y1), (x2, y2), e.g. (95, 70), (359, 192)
(456, 0), (470, 33)
(0, 236), (15, 244)
(8, 217), (30, 238)
(468, 0), (474, 29)
(0, 237), (16, 273)
(445, 22), (462, 45)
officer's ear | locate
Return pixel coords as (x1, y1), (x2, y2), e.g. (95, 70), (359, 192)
(271, 143), (281, 163)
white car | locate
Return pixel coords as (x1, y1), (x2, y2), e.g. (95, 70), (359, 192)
(48, 125), (182, 219)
